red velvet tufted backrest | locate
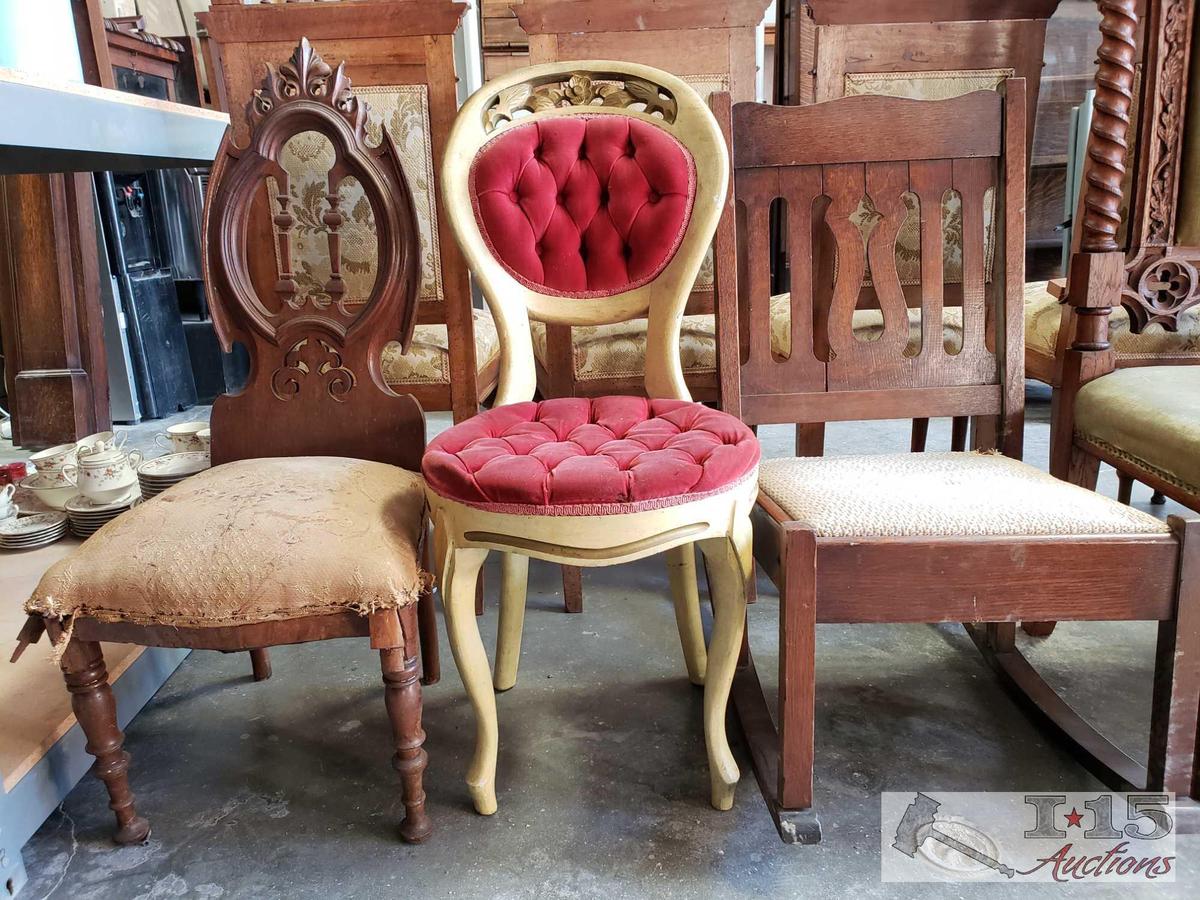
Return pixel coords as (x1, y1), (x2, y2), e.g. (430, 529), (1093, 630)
(469, 115), (697, 298)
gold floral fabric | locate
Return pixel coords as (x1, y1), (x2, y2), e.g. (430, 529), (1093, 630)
(267, 84), (442, 307)
(1024, 283), (1200, 373)
(383, 307), (499, 387)
(1075, 366), (1200, 496)
(843, 69), (1009, 286)
(27, 458), (426, 628)
(528, 294), (965, 380)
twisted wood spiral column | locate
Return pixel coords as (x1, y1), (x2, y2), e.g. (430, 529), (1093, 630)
(60, 640), (151, 844)
(1081, 0), (1138, 252)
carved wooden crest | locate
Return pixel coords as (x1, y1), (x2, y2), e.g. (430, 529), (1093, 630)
(484, 72), (677, 132)
(202, 37), (425, 469)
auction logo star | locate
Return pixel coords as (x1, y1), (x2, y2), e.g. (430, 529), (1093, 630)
(1064, 807), (1085, 828)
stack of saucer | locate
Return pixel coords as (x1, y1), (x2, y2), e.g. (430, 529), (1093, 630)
(66, 491), (140, 539)
(0, 513), (68, 551)
(138, 452), (211, 499)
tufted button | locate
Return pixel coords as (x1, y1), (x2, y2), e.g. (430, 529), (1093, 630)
(578, 146), (587, 160)
(648, 190), (661, 203)
(509, 190), (520, 203)
(534, 242), (545, 255)
(599, 189), (610, 204)
(626, 139), (637, 156)
(622, 245), (633, 260)
(557, 191), (567, 205)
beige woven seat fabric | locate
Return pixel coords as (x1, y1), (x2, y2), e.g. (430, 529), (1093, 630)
(383, 307), (499, 387)
(27, 457), (426, 628)
(1075, 366), (1200, 496)
(1025, 283), (1200, 374)
(758, 452), (1168, 538)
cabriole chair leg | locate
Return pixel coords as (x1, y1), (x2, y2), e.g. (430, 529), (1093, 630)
(441, 545), (497, 815)
(494, 553), (529, 692)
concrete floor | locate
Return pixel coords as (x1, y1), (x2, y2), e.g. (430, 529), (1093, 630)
(14, 386), (1200, 898)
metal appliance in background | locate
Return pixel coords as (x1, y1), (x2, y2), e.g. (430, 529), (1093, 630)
(95, 171), (197, 421)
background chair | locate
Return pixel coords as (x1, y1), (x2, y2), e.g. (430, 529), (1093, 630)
(199, 0), (496, 423)
(14, 39), (435, 845)
(714, 79), (1200, 843)
(428, 60), (758, 816)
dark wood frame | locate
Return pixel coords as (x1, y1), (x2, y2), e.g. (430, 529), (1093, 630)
(713, 78), (1200, 842)
(198, 0), (493, 423)
(15, 39), (437, 846)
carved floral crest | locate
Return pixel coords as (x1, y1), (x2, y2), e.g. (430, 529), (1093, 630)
(250, 37), (367, 138)
(484, 73), (677, 131)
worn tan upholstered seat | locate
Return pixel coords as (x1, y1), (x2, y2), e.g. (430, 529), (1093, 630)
(27, 457), (426, 628)
(758, 452), (1168, 539)
(1074, 367), (1200, 497)
(1025, 283), (1200, 375)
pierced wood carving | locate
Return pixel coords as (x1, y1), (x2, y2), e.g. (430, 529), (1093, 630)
(1146, 0), (1191, 245)
(484, 73), (678, 132)
(203, 37), (425, 469)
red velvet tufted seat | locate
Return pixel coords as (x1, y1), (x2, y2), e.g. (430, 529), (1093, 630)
(470, 115), (696, 297)
(423, 397), (759, 515)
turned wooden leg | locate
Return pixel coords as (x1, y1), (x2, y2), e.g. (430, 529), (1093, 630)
(60, 639), (150, 845)
(249, 648), (271, 681)
(441, 544), (497, 815)
(698, 518), (751, 811)
(380, 610), (432, 843)
(1117, 472), (1134, 506)
(910, 418), (930, 453)
(666, 544), (707, 686)
(561, 565), (583, 613)
(494, 553), (528, 692)
(950, 416), (969, 452)
(1152, 490), (1167, 505)
(1148, 517), (1200, 796)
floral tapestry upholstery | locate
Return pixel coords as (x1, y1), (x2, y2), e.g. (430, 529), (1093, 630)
(1075, 366), (1200, 496)
(423, 397), (759, 515)
(842, 68), (1008, 286)
(268, 84), (443, 306)
(383, 307), (500, 387)
(529, 294), (965, 381)
(1024, 282), (1200, 376)
(27, 458), (426, 628)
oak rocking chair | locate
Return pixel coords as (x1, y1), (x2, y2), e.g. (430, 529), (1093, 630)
(13, 40), (436, 845)
(716, 82), (1200, 842)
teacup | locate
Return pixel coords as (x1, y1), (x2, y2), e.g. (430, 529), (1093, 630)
(78, 430), (127, 458)
(64, 449), (143, 503)
(155, 422), (208, 454)
(28, 443), (79, 486)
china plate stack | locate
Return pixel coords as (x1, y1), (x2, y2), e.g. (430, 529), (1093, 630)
(138, 451), (210, 499)
(0, 512), (68, 551)
(66, 489), (140, 539)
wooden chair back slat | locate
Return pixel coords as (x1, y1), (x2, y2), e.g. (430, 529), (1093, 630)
(716, 84), (1025, 451)
(204, 38), (425, 471)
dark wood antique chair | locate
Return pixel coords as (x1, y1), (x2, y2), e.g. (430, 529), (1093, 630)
(713, 81), (1200, 842)
(1026, 0), (1200, 637)
(12, 39), (435, 845)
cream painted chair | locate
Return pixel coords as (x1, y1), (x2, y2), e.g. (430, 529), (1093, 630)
(425, 61), (759, 815)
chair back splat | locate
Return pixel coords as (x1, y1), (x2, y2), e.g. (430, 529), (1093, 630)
(204, 37), (425, 470)
(443, 61), (729, 405)
(715, 83), (1027, 457)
